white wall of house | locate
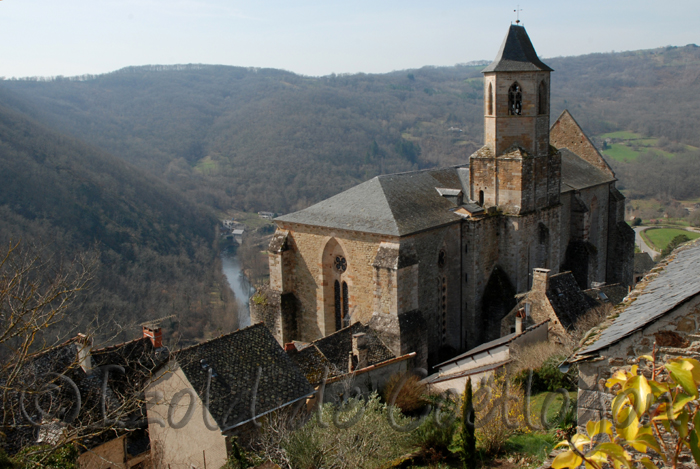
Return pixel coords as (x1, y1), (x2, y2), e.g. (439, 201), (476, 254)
(147, 362), (228, 469)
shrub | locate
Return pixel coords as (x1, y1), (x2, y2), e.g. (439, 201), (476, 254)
(410, 398), (459, 461)
(513, 355), (577, 394)
(553, 356), (700, 469)
(382, 372), (429, 414)
(632, 217), (643, 226)
(473, 372), (529, 455)
(282, 392), (415, 469)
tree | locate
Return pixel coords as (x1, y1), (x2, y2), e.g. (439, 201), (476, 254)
(0, 241), (93, 464)
(461, 378), (476, 469)
(553, 355), (700, 469)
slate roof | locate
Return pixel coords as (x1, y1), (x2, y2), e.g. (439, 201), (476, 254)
(482, 24), (553, 73)
(174, 323), (314, 431)
(290, 322), (395, 384)
(435, 320), (549, 368)
(275, 167), (465, 236)
(634, 252), (656, 275)
(572, 238), (700, 359)
(560, 149), (616, 193)
(546, 272), (599, 329)
(583, 284), (629, 306)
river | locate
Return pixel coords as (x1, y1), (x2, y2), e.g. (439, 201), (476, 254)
(221, 252), (254, 328)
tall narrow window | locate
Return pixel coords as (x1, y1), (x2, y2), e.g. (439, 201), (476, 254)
(342, 281), (349, 327)
(478, 190), (484, 206)
(334, 280), (342, 331)
(538, 81), (547, 115)
(508, 82), (522, 115)
(440, 277), (447, 344)
(487, 83), (493, 115)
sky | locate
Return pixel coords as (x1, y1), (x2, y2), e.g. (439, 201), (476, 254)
(1, 0), (698, 79)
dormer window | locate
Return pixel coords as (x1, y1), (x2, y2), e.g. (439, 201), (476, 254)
(508, 82), (522, 115)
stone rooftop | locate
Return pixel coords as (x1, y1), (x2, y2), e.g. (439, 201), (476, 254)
(275, 147), (614, 236)
(482, 24), (553, 73)
(571, 238), (700, 360)
(290, 322), (395, 385)
(175, 323), (314, 431)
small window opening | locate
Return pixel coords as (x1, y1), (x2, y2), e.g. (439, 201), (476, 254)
(438, 249), (446, 268)
(478, 190), (484, 206)
(538, 81), (547, 115)
(334, 280), (341, 330)
(508, 82), (522, 115)
(487, 83), (493, 115)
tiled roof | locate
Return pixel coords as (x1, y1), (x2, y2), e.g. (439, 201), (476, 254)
(634, 252), (656, 275)
(482, 24), (553, 73)
(546, 272), (599, 329)
(290, 322), (396, 384)
(435, 320), (549, 368)
(275, 167), (465, 236)
(573, 238), (700, 359)
(560, 149), (616, 192)
(175, 323), (314, 431)
(583, 284), (629, 306)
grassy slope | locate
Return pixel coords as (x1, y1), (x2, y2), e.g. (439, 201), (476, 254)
(643, 228), (700, 250)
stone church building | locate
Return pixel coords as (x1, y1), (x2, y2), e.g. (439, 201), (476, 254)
(251, 24), (634, 367)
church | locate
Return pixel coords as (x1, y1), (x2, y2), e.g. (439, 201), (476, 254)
(251, 24), (635, 368)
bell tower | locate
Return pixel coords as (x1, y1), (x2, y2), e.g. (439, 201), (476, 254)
(470, 24), (560, 214)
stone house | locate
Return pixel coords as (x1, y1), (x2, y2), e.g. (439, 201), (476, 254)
(146, 324), (314, 469)
(423, 317), (549, 394)
(288, 321), (416, 400)
(565, 239), (700, 438)
(500, 268), (629, 343)
(252, 24), (634, 368)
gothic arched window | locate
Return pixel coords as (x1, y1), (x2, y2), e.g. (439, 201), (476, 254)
(334, 280), (342, 330)
(342, 281), (349, 327)
(508, 82), (522, 115)
(487, 83), (493, 116)
(538, 81), (547, 115)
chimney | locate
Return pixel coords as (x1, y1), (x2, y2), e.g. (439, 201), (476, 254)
(143, 326), (163, 348)
(77, 334), (93, 372)
(515, 309), (525, 335)
(352, 333), (368, 370)
(284, 342), (297, 353)
(532, 268), (551, 292)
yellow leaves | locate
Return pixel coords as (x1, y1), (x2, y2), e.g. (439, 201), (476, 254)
(586, 419), (612, 439)
(552, 449), (582, 469)
(558, 355), (700, 469)
(666, 359), (700, 398)
(623, 375), (653, 416)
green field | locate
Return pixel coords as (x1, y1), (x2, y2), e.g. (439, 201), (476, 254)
(602, 143), (642, 161)
(643, 228), (700, 251)
(599, 130), (642, 140)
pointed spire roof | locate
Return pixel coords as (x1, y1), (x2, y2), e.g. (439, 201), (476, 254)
(482, 24), (553, 73)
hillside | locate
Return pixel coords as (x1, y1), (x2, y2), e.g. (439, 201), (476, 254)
(2, 44), (700, 213)
(0, 91), (237, 344)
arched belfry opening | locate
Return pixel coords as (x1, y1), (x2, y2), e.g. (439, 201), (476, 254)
(538, 80), (547, 115)
(487, 83), (493, 116)
(508, 82), (522, 115)
(321, 238), (350, 333)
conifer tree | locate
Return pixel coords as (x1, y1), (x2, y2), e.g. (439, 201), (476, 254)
(461, 377), (477, 469)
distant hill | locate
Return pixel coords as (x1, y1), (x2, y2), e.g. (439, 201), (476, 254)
(3, 44), (700, 213)
(0, 89), (236, 344)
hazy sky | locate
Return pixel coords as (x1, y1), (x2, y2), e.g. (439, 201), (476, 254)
(1, 0), (698, 78)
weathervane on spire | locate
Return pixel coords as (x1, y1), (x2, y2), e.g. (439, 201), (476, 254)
(514, 5), (522, 24)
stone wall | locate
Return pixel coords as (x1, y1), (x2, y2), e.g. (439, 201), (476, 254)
(550, 110), (614, 177)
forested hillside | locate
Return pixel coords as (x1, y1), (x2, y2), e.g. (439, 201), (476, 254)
(0, 93), (236, 344)
(3, 44), (700, 213)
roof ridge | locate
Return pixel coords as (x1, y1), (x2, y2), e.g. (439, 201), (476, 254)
(176, 322), (265, 353)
